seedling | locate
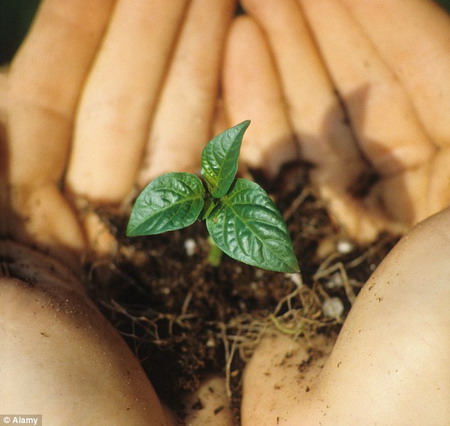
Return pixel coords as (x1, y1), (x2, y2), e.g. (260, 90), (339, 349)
(127, 121), (299, 273)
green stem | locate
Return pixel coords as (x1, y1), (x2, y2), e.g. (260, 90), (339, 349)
(200, 196), (217, 220)
(207, 236), (223, 267)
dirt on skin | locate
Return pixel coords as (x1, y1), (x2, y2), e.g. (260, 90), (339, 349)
(87, 161), (397, 423)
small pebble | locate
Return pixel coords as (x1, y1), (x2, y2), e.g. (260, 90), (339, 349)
(184, 238), (197, 256)
(336, 239), (354, 254)
(255, 269), (264, 278)
(325, 272), (344, 289)
(323, 297), (344, 318)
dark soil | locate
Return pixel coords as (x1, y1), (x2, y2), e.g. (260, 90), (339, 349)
(87, 161), (397, 424)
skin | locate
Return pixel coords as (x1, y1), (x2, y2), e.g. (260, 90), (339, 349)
(4, 0), (116, 263)
(65, 0), (190, 202)
(297, 0), (450, 232)
(0, 242), (171, 426)
(241, 0), (450, 241)
(0, 0), (449, 424)
(137, 0), (236, 186)
(340, 0), (450, 147)
(242, 206), (450, 425)
(239, 0), (382, 240)
(222, 15), (298, 178)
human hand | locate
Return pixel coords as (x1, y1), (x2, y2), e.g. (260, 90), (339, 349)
(226, 0), (450, 242)
(4, 0), (448, 258)
(1, 0), (449, 425)
(232, 1), (450, 424)
(2, 0), (235, 265)
(1, 0), (234, 424)
(243, 205), (450, 426)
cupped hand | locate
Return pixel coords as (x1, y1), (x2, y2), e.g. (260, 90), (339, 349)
(243, 205), (450, 426)
(1, 1), (235, 425)
(1, 0), (449, 425)
(228, 0), (450, 242)
(3, 0), (449, 261)
(2, 0), (235, 265)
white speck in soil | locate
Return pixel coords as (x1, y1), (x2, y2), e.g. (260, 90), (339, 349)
(336, 239), (354, 254)
(325, 272), (343, 289)
(323, 297), (344, 319)
(184, 238), (197, 256)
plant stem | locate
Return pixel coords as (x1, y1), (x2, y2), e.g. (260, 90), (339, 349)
(207, 236), (223, 267)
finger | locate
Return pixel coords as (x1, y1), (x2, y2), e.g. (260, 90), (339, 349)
(7, 0), (115, 187)
(239, 1), (394, 240)
(0, 67), (7, 119)
(211, 97), (230, 139)
(370, 150), (448, 226)
(66, 0), (189, 203)
(8, 185), (86, 266)
(298, 0), (436, 176)
(222, 15), (297, 179)
(241, 0), (363, 172)
(373, 151), (450, 227)
(428, 147), (450, 217)
(370, 166), (430, 226)
(340, 0), (450, 147)
(0, 68), (7, 187)
(5, 0), (115, 261)
(138, 0), (236, 186)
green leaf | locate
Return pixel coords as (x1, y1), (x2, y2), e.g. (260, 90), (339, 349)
(127, 172), (205, 236)
(201, 120), (250, 198)
(206, 179), (299, 273)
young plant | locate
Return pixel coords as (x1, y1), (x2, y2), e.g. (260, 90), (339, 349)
(127, 121), (299, 273)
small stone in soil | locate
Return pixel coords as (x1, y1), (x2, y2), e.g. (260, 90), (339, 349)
(323, 297), (344, 319)
(336, 239), (354, 254)
(184, 238), (197, 256)
(326, 272), (344, 289)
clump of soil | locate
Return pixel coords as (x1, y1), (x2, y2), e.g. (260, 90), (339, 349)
(87, 161), (397, 423)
